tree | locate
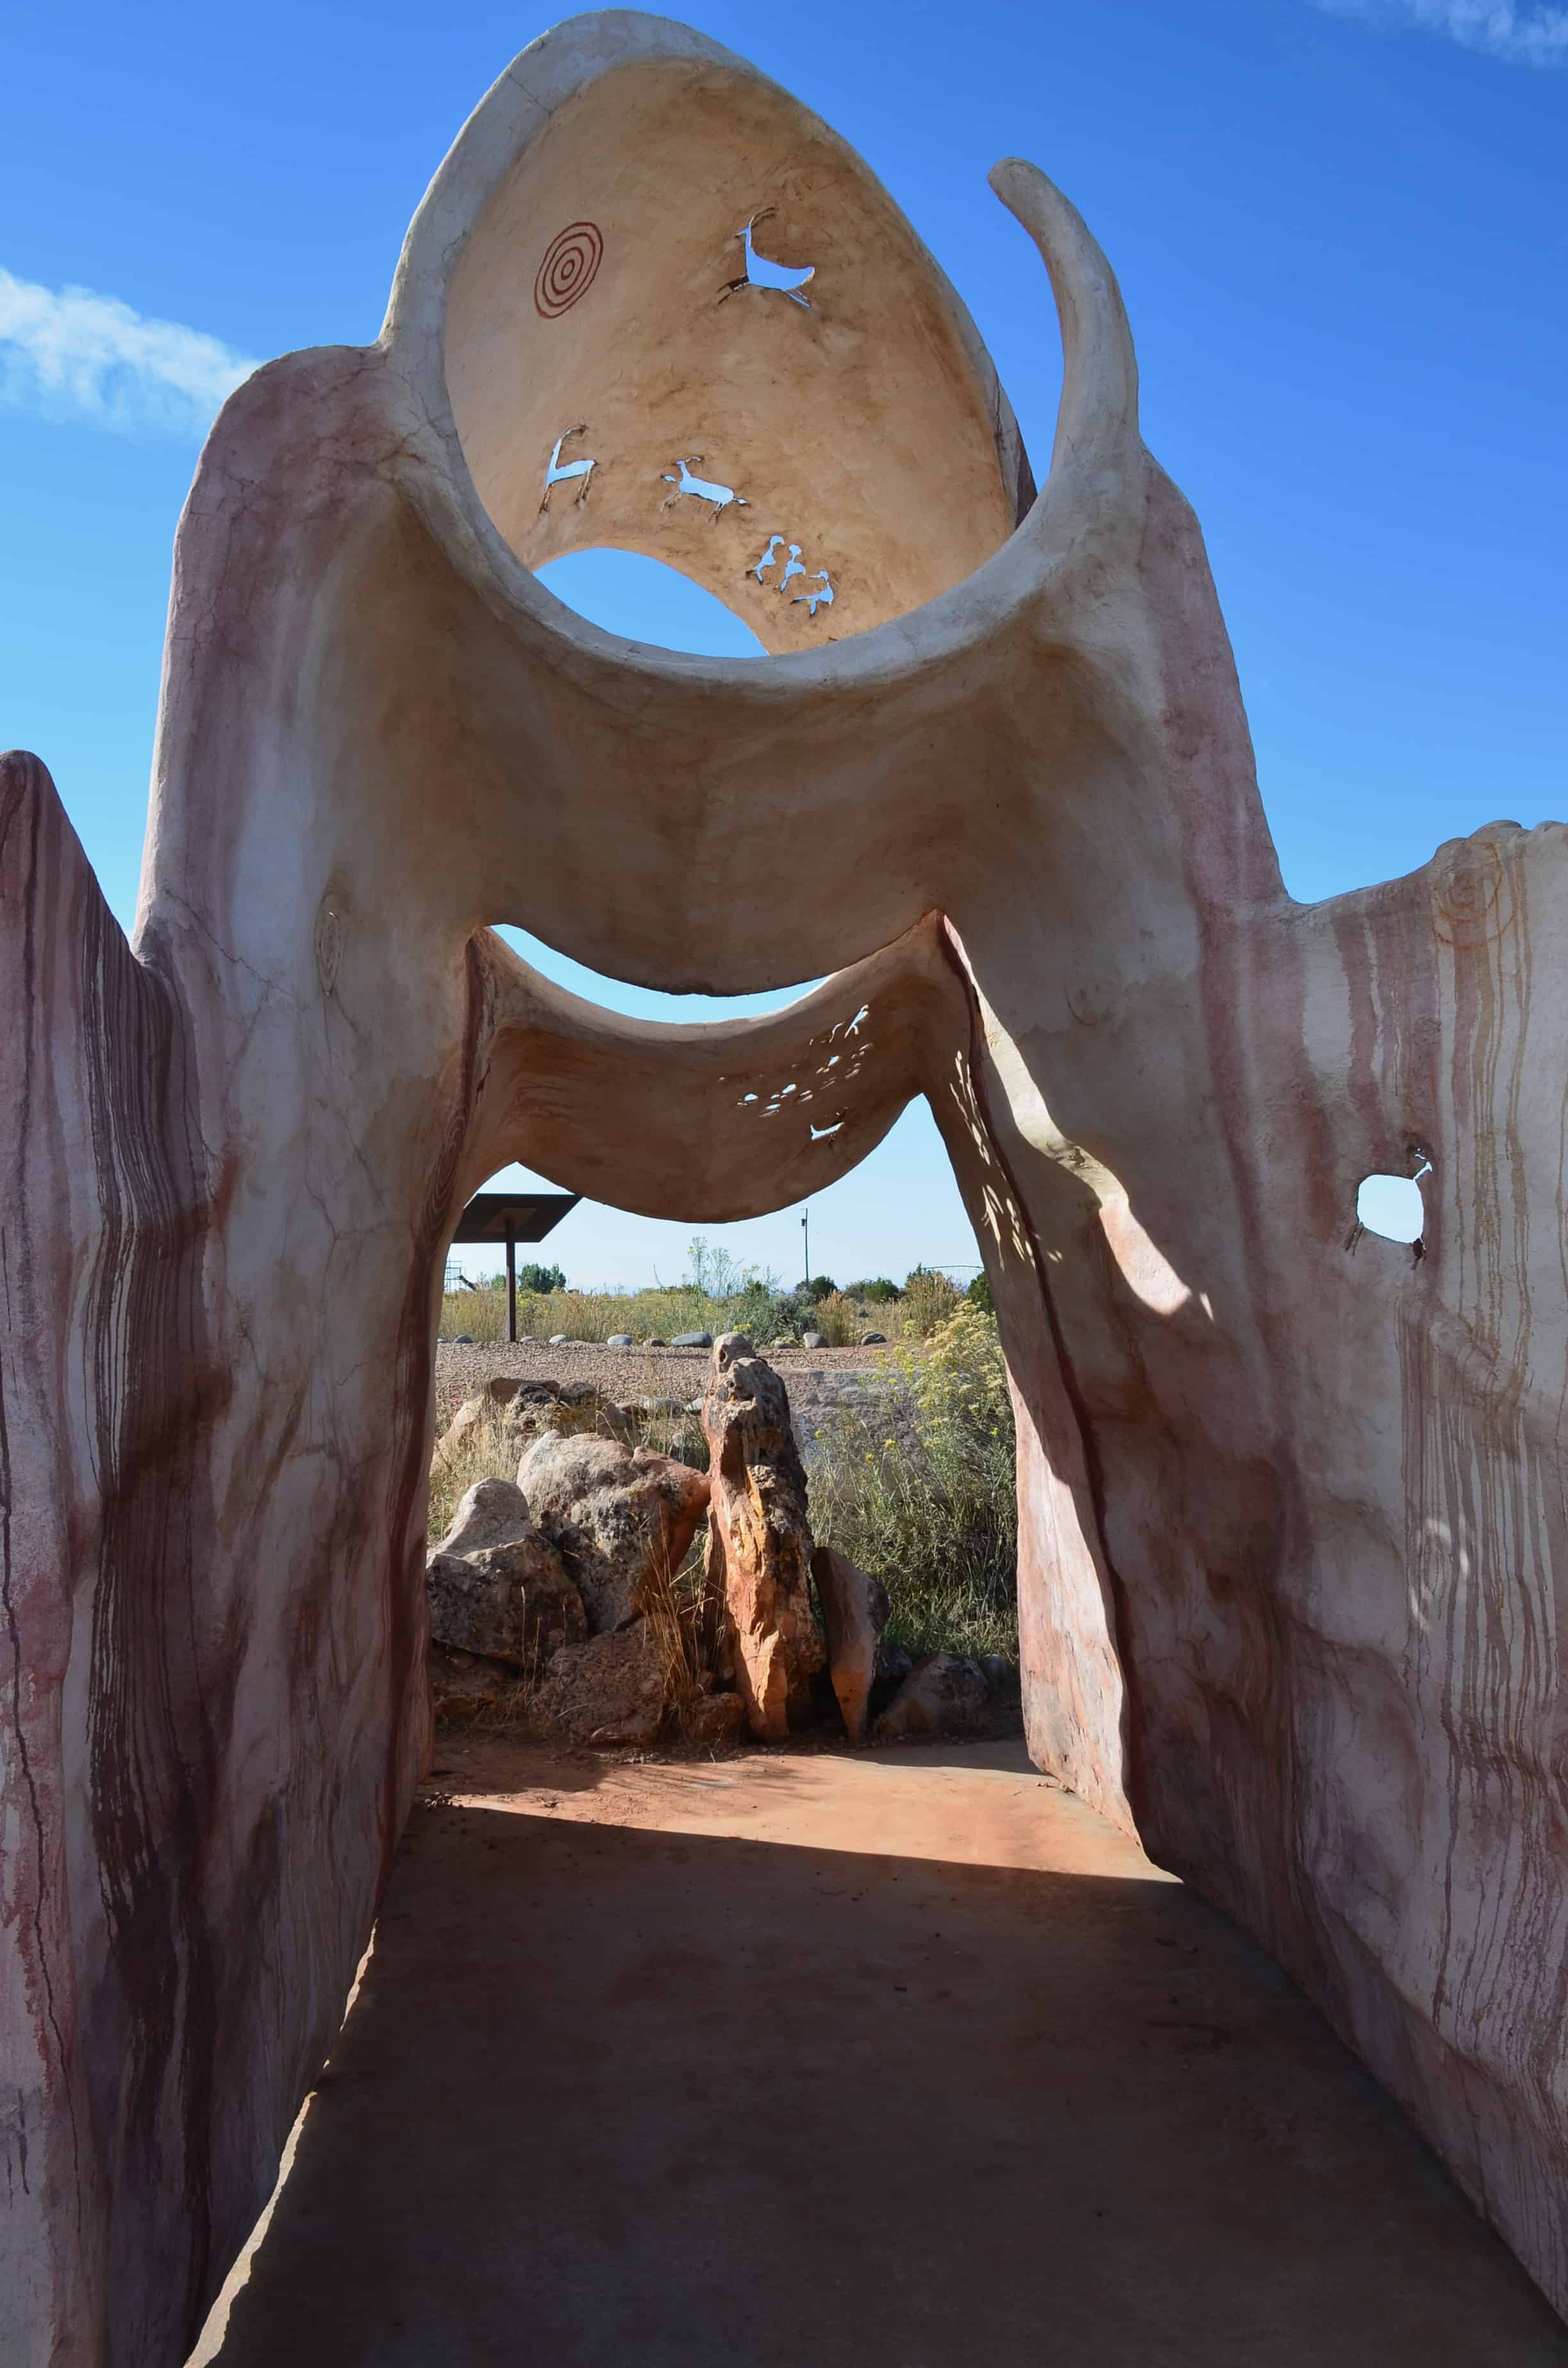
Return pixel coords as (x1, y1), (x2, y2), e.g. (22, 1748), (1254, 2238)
(516, 1261), (566, 1294)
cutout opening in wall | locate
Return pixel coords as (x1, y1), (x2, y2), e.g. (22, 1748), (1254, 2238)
(1355, 1159), (1432, 1246)
(535, 550), (767, 658)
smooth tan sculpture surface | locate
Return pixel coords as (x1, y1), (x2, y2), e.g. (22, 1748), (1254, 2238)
(3, 13), (1566, 2360)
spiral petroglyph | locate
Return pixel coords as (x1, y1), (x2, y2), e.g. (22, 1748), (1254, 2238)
(534, 220), (603, 317)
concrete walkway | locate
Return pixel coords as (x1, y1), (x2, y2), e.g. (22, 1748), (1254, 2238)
(196, 1740), (1567, 2365)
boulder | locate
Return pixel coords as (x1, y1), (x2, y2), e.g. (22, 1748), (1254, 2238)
(425, 1535), (585, 1670)
(671, 1329), (713, 1348)
(683, 1690), (748, 1750)
(860, 1330), (887, 1345)
(516, 1431), (710, 1632)
(532, 1624), (665, 1746)
(432, 1475), (534, 1558)
(703, 1332), (825, 1741)
(873, 1652), (990, 1740)
(644, 1336), (668, 1347)
(810, 1543), (889, 1745)
(548, 1332), (571, 1345)
(606, 1333), (633, 1347)
(430, 1645), (512, 1720)
(801, 1329), (826, 1349)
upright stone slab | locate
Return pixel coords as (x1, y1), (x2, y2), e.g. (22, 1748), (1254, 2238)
(702, 1335), (826, 1741)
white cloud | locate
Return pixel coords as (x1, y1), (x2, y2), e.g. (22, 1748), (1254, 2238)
(1314, 0), (1568, 65)
(0, 268), (260, 437)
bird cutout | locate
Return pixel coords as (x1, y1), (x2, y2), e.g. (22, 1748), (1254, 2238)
(751, 532), (785, 582)
(662, 456), (749, 519)
(539, 425), (596, 512)
(718, 208), (817, 308)
(792, 570), (835, 618)
(777, 543), (805, 591)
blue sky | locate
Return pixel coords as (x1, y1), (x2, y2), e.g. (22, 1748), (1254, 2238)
(4, 0), (1564, 1290)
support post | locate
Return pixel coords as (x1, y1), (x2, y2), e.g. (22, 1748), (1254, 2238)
(506, 1217), (516, 1343)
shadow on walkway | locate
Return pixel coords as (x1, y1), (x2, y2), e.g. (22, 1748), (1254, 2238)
(198, 1741), (1567, 2365)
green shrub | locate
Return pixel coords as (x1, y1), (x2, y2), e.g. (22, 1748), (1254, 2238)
(966, 1270), (994, 1313)
(810, 1301), (1017, 1658)
(847, 1278), (902, 1303)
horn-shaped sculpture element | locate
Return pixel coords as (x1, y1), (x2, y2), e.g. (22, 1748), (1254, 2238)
(4, 14), (1567, 2356)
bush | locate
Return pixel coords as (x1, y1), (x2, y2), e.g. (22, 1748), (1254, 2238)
(901, 1265), (964, 1338)
(966, 1270), (993, 1313)
(810, 1301), (1017, 1658)
(809, 1290), (863, 1347)
(847, 1277), (902, 1303)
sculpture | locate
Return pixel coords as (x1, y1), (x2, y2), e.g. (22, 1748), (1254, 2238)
(3, 13), (1565, 2360)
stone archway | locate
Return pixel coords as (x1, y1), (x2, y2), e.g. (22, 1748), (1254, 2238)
(6, 15), (1568, 2359)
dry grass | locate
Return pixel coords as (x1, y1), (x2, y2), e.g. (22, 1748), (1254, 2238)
(808, 1303), (1018, 1659)
(438, 1274), (967, 1351)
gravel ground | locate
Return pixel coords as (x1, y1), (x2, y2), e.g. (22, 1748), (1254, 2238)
(433, 1337), (903, 1427)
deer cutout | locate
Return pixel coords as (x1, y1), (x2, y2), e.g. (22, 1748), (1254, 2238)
(539, 425), (596, 513)
(792, 570), (835, 618)
(777, 543), (805, 591)
(662, 456), (749, 519)
(751, 532), (785, 582)
(719, 208), (816, 308)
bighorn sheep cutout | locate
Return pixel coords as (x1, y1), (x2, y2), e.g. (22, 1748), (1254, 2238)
(4, 14), (1567, 2360)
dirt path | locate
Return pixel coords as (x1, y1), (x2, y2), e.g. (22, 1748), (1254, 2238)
(193, 1741), (1566, 2365)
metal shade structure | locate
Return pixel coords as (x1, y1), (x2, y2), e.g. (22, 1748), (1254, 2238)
(450, 1188), (581, 1341)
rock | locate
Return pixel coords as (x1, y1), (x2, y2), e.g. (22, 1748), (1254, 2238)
(432, 1476), (533, 1558)
(671, 1329), (713, 1348)
(873, 1652), (990, 1741)
(453, 1333), (473, 1345)
(860, 1331), (887, 1345)
(425, 1534), (585, 1669)
(644, 1336), (667, 1347)
(532, 1623), (665, 1746)
(516, 1432), (710, 1632)
(434, 1377), (529, 1462)
(607, 1333), (633, 1347)
(430, 1645), (512, 1720)
(682, 1689), (748, 1750)
(810, 1544), (889, 1745)
(548, 1332), (571, 1345)
(703, 1333), (825, 1741)
(801, 1329), (826, 1349)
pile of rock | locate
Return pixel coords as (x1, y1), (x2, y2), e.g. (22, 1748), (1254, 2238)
(427, 1334), (1017, 1750)
(427, 1431), (709, 1745)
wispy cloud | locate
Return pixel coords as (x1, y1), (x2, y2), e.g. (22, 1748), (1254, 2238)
(0, 268), (259, 437)
(1314, 0), (1568, 66)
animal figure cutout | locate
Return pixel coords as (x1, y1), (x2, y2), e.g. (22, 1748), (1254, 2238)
(662, 456), (749, 518)
(748, 536), (836, 623)
(719, 208), (816, 308)
(539, 424), (596, 511)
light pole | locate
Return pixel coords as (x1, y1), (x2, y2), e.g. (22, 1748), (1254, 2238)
(801, 1207), (810, 1290)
